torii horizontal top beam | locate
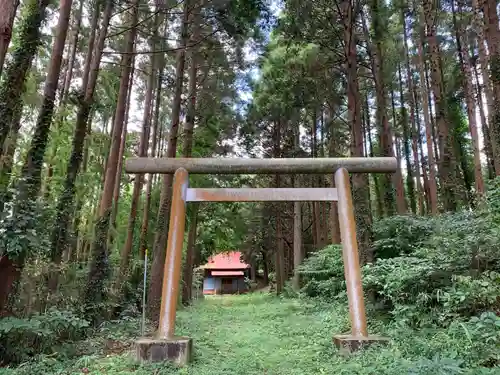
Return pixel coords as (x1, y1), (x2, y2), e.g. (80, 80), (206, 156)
(124, 157), (397, 174)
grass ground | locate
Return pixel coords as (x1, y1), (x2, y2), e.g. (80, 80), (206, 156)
(1, 292), (498, 374)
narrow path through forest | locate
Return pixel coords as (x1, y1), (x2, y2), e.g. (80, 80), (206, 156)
(3, 292), (494, 375)
(172, 293), (347, 374)
(0, 293), (367, 375)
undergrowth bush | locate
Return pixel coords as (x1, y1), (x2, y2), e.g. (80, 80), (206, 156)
(0, 308), (89, 364)
(296, 244), (345, 299)
(372, 215), (433, 259)
(298, 199), (500, 329)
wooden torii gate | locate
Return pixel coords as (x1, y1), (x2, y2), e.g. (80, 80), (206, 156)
(126, 157), (395, 365)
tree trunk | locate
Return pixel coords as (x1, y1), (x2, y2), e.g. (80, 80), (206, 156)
(484, 0), (500, 174)
(413, 90), (431, 213)
(15, 0), (73, 205)
(138, 19), (167, 259)
(368, 0), (405, 215)
(423, 61), (440, 164)
(275, 190), (285, 294)
(423, 0), (457, 211)
(343, 0), (372, 263)
(110, 64), (134, 235)
(328, 115), (341, 244)
(116, 12), (159, 293)
(396, 65), (415, 213)
(48, 0), (114, 293)
(274, 119), (285, 294)
(84, 0), (139, 313)
(0, 106), (22, 214)
(364, 93), (383, 219)
(310, 111), (320, 248)
(0, 0), (51, 157)
(413, 1), (439, 214)
(455, 0), (484, 196)
(60, 0), (83, 103)
(401, 9), (425, 214)
(68, 114), (93, 262)
(81, 0), (100, 95)
(0, 0), (72, 311)
(0, 0), (20, 77)
(180, 3), (202, 305)
(292, 125), (303, 291)
(148, 0), (190, 321)
(472, 0), (499, 174)
(182, 204), (199, 305)
(138, 69), (163, 258)
(473, 61), (495, 179)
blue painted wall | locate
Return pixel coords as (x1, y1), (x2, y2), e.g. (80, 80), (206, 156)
(203, 276), (221, 291)
(203, 276), (215, 290)
(203, 276), (247, 293)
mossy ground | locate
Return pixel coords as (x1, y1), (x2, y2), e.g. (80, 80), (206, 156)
(1, 293), (497, 375)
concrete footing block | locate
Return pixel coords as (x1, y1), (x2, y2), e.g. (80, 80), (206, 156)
(333, 334), (389, 355)
(135, 336), (193, 366)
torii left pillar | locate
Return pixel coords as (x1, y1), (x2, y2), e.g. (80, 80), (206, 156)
(136, 168), (193, 365)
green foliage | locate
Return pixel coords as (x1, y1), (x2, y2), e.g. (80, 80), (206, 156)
(0, 198), (54, 261)
(0, 308), (89, 363)
(212, 0), (270, 39)
(296, 245), (345, 299)
(298, 207), (500, 331)
(372, 215), (433, 258)
(2, 294), (498, 374)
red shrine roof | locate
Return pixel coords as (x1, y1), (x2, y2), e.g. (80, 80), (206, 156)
(200, 251), (250, 270)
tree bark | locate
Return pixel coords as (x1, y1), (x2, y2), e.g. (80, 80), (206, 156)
(413, 0), (439, 214)
(0, 0), (51, 158)
(343, 0), (372, 263)
(180, 2), (202, 305)
(110, 64), (134, 235)
(368, 0), (406, 215)
(292, 125), (303, 291)
(396, 64), (415, 213)
(84, 0), (139, 313)
(48, 0), (114, 293)
(484, 0), (500, 174)
(0, 106), (22, 214)
(363, 93), (383, 218)
(473, 61), (495, 179)
(182, 204), (199, 305)
(423, 0), (457, 211)
(455, 0), (484, 196)
(0, 0), (20, 77)
(138, 18), (167, 259)
(0, 0), (72, 311)
(401, 9), (425, 214)
(80, 0), (100, 95)
(117, 11), (159, 293)
(274, 119), (285, 294)
(60, 0), (83, 103)
(14, 0), (73, 210)
(148, 0), (190, 321)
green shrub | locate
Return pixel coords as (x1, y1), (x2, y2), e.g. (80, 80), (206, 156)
(297, 245), (345, 299)
(298, 210), (500, 328)
(373, 215), (434, 259)
(0, 308), (89, 363)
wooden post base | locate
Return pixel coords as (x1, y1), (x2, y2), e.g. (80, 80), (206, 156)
(136, 336), (193, 366)
(333, 334), (389, 355)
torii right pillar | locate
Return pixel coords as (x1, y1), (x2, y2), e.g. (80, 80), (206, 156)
(333, 168), (389, 354)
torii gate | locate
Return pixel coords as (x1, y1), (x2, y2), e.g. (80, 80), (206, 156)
(126, 157), (395, 365)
